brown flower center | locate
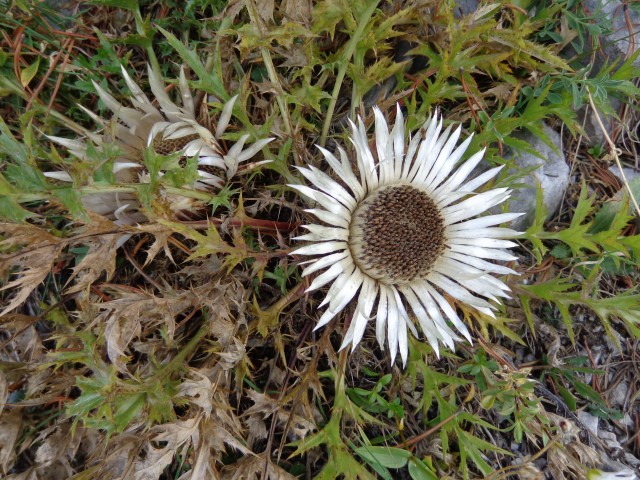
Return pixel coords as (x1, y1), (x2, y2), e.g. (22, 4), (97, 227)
(152, 133), (200, 156)
(349, 184), (446, 284)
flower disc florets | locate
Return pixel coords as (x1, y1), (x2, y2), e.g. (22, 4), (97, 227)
(289, 105), (522, 365)
(350, 184), (446, 284)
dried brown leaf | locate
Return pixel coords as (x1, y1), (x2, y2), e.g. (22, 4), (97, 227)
(213, 338), (246, 369)
(178, 371), (215, 416)
(282, 0), (312, 25)
(188, 433), (222, 480)
(244, 390), (316, 440)
(1, 315), (45, 363)
(0, 411), (22, 474)
(122, 447), (173, 480)
(148, 417), (199, 449)
(65, 233), (120, 294)
(103, 303), (142, 372)
(0, 370), (6, 416)
(222, 452), (297, 480)
(255, 0), (274, 23)
(95, 286), (185, 370)
(0, 223), (59, 254)
(83, 432), (174, 480)
(546, 413), (600, 480)
(217, 0), (245, 23)
(0, 224), (62, 316)
(485, 83), (513, 102)
(201, 418), (252, 456)
(4, 468), (38, 480)
(135, 223), (176, 267)
(33, 423), (81, 475)
(245, 415), (268, 448)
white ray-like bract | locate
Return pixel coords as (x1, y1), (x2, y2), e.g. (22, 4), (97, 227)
(587, 469), (638, 480)
(290, 105), (521, 366)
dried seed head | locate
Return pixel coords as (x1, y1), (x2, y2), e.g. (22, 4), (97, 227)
(350, 184), (446, 284)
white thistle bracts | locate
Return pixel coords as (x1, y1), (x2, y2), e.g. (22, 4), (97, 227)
(290, 104), (521, 365)
(44, 64), (273, 220)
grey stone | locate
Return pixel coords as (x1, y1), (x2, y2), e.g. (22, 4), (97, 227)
(584, 0), (640, 69)
(453, 0), (480, 18)
(504, 124), (570, 230)
(598, 430), (620, 447)
(580, 98), (621, 145)
(624, 451), (640, 467)
(577, 410), (599, 436)
(609, 381), (629, 408)
(621, 414), (635, 428)
(608, 166), (640, 182)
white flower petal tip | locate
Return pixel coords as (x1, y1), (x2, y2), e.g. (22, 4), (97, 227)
(223, 133), (274, 179)
(44, 171), (73, 182)
(289, 103), (521, 366)
(216, 95), (238, 139)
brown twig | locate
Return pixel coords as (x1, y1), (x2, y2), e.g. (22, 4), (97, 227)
(26, 37), (73, 110)
(182, 216), (300, 235)
(587, 88), (640, 217)
(396, 412), (459, 449)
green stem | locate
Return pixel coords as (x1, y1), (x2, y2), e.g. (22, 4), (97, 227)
(319, 0), (378, 148)
(13, 184), (214, 205)
(261, 47), (293, 138)
(244, 0), (298, 163)
(134, 8), (161, 75)
(11, 185), (139, 204)
(156, 322), (209, 380)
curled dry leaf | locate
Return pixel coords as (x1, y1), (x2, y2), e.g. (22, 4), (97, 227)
(546, 413), (601, 480)
(0, 216), (135, 316)
(245, 415), (269, 448)
(135, 223), (176, 267)
(147, 417), (200, 459)
(213, 338), (246, 370)
(33, 422), (81, 476)
(222, 452), (298, 480)
(64, 233), (120, 294)
(181, 416), (252, 478)
(1, 315), (46, 366)
(84, 428), (185, 480)
(244, 389), (316, 440)
(94, 281), (245, 372)
(178, 370), (215, 416)
(282, 0), (312, 25)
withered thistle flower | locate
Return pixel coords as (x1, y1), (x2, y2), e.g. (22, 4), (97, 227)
(45, 64), (272, 223)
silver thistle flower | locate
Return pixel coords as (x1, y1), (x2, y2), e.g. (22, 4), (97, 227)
(290, 105), (521, 365)
(45, 64), (273, 219)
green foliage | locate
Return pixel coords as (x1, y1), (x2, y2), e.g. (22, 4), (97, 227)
(539, 356), (623, 420)
(521, 278), (640, 345)
(460, 350), (545, 443)
(51, 331), (178, 435)
(347, 373), (404, 419)
(523, 182), (640, 343)
(2, 0), (640, 478)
